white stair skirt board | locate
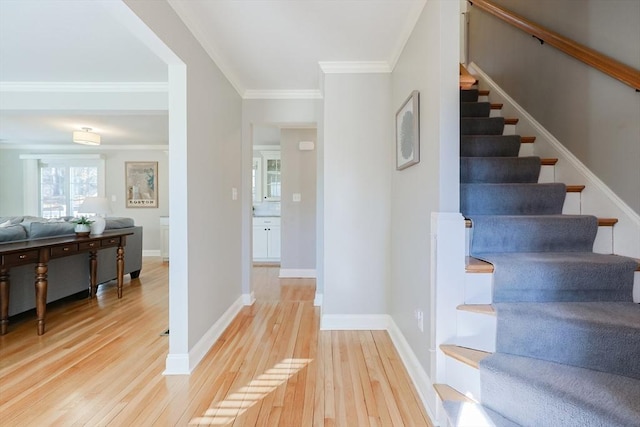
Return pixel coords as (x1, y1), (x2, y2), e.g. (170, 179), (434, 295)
(320, 314), (391, 330)
(538, 164), (555, 183)
(278, 268), (317, 278)
(464, 272), (493, 305)
(562, 192), (581, 215)
(163, 295), (244, 375)
(456, 310), (496, 353)
(444, 354), (482, 402)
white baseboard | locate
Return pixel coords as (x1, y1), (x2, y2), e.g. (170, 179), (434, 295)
(163, 295), (244, 375)
(143, 249), (161, 257)
(279, 268), (317, 278)
(314, 292), (323, 307)
(387, 319), (439, 424)
(320, 314), (391, 330)
(243, 292), (256, 306)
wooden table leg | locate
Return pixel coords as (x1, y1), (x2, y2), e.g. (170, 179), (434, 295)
(89, 250), (97, 298)
(116, 245), (125, 299)
(0, 267), (9, 335)
(35, 260), (48, 335)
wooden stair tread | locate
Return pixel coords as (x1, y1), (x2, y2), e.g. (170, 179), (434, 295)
(540, 158), (558, 166)
(466, 256), (639, 273)
(504, 118), (519, 125)
(490, 103), (503, 110)
(440, 344), (490, 369)
(521, 136), (536, 144)
(434, 384), (476, 403)
(465, 217), (617, 228)
(457, 304), (495, 316)
(566, 185), (586, 192)
(478, 89), (490, 96)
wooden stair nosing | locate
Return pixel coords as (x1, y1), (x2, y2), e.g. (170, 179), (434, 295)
(566, 185), (586, 192)
(490, 103), (503, 110)
(434, 383), (476, 403)
(540, 158), (558, 166)
(465, 256), (640, 272)
(457, 304), (495, 316)
(465, 217), (617, 228)
(478, 89), (490, 97)
(440, 344), (490, 369)
(521, 136), (536, 143)
(504, 117), (519, 125)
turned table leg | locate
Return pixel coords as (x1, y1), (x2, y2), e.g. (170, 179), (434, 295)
(0, 267), (9, 335)
(116, 245), (125, 299)
(35, 260), (49, 335)
(89, 250), (98, 298)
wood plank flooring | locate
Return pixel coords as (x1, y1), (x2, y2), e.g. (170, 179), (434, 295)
(0, 258), (432, 426)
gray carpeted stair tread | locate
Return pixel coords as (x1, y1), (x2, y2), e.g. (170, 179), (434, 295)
(469, 214), (596, 253)
(461, 135), (522, 157)
(461, 183), (566, 216)
(461, 102), (491, 117)
(461, 117), (505, 135)
(494, 302), (640, 379)
(473, 252), (637, 302)
(461, 89), (479, 102)
(461, 157), (541, 183)
(442, 400), (521, 427)
(480, 353), (640, 427)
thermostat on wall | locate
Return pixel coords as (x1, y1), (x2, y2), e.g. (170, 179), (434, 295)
(298, 141), (315, 151)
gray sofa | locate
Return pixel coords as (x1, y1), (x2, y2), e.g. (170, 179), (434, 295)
(0, 216), (142, 316)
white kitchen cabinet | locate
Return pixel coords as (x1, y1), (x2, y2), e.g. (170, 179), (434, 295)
(253, 217), (281, 261)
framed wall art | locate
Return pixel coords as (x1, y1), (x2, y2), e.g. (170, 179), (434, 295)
(125, 161), (158, 208)
(396, 90), (420, 170)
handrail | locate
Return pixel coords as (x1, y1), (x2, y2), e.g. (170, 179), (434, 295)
(469, 0), (640, 91)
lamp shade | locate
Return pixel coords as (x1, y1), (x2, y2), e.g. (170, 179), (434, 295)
(73, 128), (101, 146)
(78, 197), (110, 235)
(79, 197), (110, 215)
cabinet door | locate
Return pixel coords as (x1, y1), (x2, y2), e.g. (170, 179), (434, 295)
(262, 152), (281, 201)
(253, 226), (269, 259)
(268, 225), (281, 259)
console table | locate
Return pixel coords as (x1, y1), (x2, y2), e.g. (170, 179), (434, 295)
(0, 230), (132, 335)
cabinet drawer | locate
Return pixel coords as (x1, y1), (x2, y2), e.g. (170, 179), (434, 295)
(253, 217), (281, 227)
(51, 244), (78, 258)
(2, 249), (39, 266)
(101, 237), (121, 248)
(79, 241), (100, 251)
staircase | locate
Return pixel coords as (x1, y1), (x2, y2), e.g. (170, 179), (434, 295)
(434, 76), (640, 426)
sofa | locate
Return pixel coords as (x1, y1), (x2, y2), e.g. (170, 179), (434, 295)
(0, 216), (143, 316)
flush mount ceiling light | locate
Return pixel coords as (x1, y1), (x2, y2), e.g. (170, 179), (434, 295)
(73, 127), (101, 146)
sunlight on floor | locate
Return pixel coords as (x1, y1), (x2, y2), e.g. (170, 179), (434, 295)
(189, 358), (312, 425)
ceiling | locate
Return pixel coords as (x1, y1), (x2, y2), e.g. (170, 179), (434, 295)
(0, 0), (425, 148)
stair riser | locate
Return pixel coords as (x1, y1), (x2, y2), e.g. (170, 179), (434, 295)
(464, 271), (639, 304)
(457, 310), (496, 353)
(562, 192), (581, 214)
(538, 164), (555, 183)
(502, 124), (516, 136)
(444, 356), (482, 402)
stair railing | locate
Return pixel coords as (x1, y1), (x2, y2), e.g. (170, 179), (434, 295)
(468, 0), (640, 91)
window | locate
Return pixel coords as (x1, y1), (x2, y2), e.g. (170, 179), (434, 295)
(20, 154), (105, 218)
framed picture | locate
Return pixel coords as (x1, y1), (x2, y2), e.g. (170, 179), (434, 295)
(396, 90), (420, 170)
(125, 161), (158, 208)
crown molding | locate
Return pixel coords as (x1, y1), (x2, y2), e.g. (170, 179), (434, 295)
(243, 90), (323, 100)
(167, 0), (245, 97)
(0, 82), (168, 93)
(1, 144), (169, 151)
(318, 61), (392, 74)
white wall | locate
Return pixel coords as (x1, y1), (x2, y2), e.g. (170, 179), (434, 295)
(322, 73), (392, 319)
(280, 128), (317, 271)
(389, 0), (463, 416)
(124, 0), (243, 373)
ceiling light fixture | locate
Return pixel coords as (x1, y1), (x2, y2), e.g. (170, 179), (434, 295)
(73, 127), (101, 146)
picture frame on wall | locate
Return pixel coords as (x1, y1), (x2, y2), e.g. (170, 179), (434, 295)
(396, 90), (420, 170)
(125, 161), (158, 208)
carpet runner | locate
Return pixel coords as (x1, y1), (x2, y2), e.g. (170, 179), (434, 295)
(449, 85), (640, 426)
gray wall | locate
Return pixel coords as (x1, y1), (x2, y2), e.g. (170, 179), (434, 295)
(469, 0), (640, 214)
(281, 128), (317, 270)
(0, 148), (169, 252)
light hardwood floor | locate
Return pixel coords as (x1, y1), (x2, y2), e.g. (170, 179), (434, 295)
(0, 258), (432, 426)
